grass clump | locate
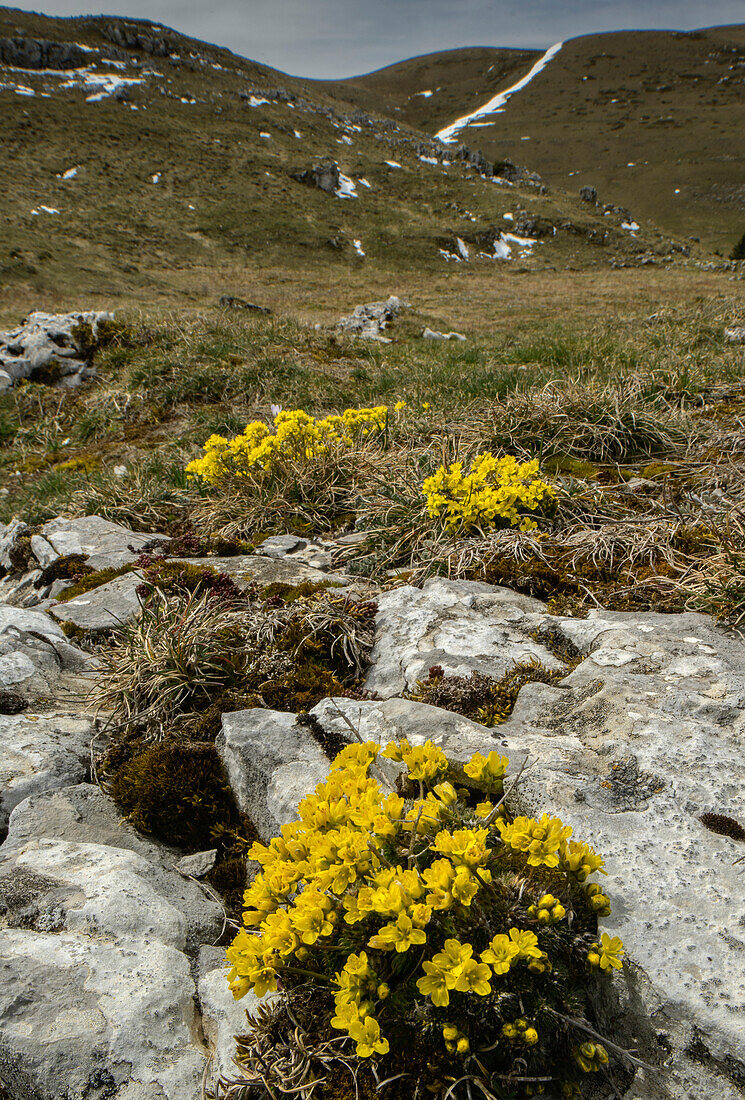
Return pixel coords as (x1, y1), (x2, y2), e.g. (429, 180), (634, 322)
(219, 738), (635, 1100)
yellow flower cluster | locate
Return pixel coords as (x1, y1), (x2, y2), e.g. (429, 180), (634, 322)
(186, 405), (391, 485)
(422, 452), (555, 534)
(226, 733), (623, 1079)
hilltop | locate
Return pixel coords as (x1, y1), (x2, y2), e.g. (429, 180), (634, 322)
(0, 7), (732, 323)
(326, 27), (745, 254)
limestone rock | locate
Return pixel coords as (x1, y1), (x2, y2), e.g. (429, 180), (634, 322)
(197, 946), (258, 1088)
(0, 782), (224, 1099)
(363, 577), (562, 698)
(422, 327), (466, 341)
(0, 603), (92, 696)
(0, 714), (92, 833)
(337, 296), (408, 340)
(0, 520), (29, 573)
(49, 571), (144, 633)
(344, 580), (745, 1098)
(39, 515), (164, 571)
(724, 325), (745, 344)
(217, 709), (330, 840)
(0, 312), (113, 389)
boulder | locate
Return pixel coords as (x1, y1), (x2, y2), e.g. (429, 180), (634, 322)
(422, 327), (466, 341)
(580, 185), (598, 203)
(363, 577), (563, 698)
(724, 325), (745, 344)
(0, 714), (92, 834)
(337, 295), (408, 340)
(0, 312), (114, 389)
(0, 782), (224, 1100)
(49, 571), (144, 633)
(0, 603), (92, 697)
(39, 515), (165, 571)
(0, 519), (28, 573)
(343, 579), (745, 1098)
(217, 709), (330, 840)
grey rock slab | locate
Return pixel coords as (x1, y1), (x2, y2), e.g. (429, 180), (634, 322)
(724, 325), (745, 344)
(50, 571), (144, 633)
(197, 946), (259, 1089)
(254, 534), (307, 558)
(0, 713), (92, 832)
(355, 583), (745, 1097)
(2, 785), (222, 953)
(0, 518), (27, 572)
(217, 709), (330, 840)
(30, 534), (58, 569)
(364, 577), (562, 698)
(0, 603), (92, 695)
(41, 515), (165, 571)
(0, 929), (206, 1100)
(176, 849), (217, 878)
(176, 555), (349, 588)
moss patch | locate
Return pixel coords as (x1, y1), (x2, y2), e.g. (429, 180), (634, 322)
(410, 659), (568, 727)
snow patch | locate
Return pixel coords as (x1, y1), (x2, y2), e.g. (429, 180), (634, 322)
(419, 155), (438, 165)
(414, 90), (433, 98)
(60, 167), (78, 180)
(353, 239), (365, 257)
(456, 238), (470, 261)
(294, 130), (302, 139)
(151, 173), (161, 184)
(260, 132), (271, 138)
(335, 174), (358, 199)
(503, 212), (514, 221)
(358, 178), (371, 188)
(622, 221), (640, 233)
(385, 160), (402, 168)
(247, 95), (269, 107)
(436, 42), (563, 143)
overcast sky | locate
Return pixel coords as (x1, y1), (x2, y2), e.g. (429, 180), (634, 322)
(21, 0), (745, 77)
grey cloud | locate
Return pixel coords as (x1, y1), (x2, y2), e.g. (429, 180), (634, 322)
(17, 0), (745, 77)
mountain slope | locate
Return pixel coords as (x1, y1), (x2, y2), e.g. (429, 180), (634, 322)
(0, 8), (730, 318)
(338, 28), (745, 252)
(317, 46), (540, 133)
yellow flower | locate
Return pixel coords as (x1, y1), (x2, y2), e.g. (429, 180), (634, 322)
(597, 933), (625, 971)
(480, 934), (520, 974)
(368, 912), (428, 953)
(509, 928), (543, 960)
(416, 961), (450, 1006)
(348, 1015), (390, 1058)
(454, 958), (492, 996)
(464, 750), (509, 785)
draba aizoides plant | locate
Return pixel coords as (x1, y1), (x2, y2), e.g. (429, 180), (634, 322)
(185, 404), (402, 485)
(422, 453), (555, 534)
(223, 738), (629, 1100)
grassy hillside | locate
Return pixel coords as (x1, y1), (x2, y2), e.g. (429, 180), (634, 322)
(0, 8), (718, 322)
(342, 28), (745, 253)
(317, 46), (540, 133)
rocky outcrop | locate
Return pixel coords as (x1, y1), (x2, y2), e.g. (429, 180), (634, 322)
(0, 312), (114, 390)
(0, 782), (223, 1100)
(0, 604), (92, 697)
(0, 37), (101, 69)
(337, 295), (408, 340)
(292, 159), (340, 194)
(39, 515), (163, 571)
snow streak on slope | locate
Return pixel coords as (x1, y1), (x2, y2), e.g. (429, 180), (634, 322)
(436, 42), (563, 143)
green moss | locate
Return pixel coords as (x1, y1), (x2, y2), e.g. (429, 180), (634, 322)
(59, 620), (87, 641)
(37, 553), (93, 587)
(543, 455), (599, 479)
(109, 739), (244, 849)
(259, 580), (336, 603)
(410, 659), (567, 727)
(56, 564), (132, 601)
